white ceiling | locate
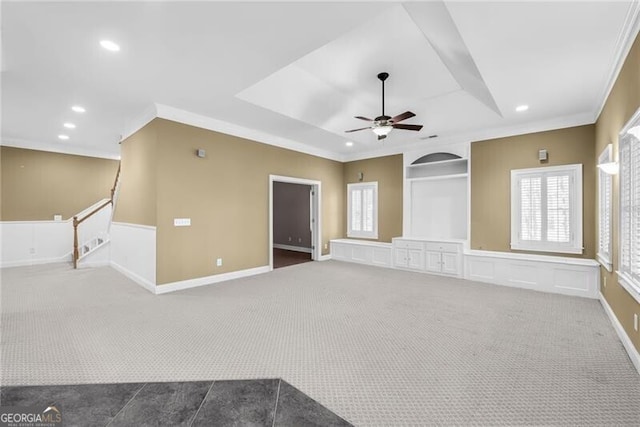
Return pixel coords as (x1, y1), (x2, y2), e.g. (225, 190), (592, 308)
(2, 1), (638, 161)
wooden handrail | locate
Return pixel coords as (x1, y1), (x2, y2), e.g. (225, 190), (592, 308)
(110, 163), (121, 201)
(75, 200), (112, 226)
(73, 161), (121, 268)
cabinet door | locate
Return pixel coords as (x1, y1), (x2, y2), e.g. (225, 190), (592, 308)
(425, 251), (442, 273)
(407, 248), (425, 270)
(394, 248), (409, 268)
(441, 252), (460, 276)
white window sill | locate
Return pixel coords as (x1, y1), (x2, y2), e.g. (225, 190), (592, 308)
(596, 253), (613, 272)
(347, 233), (378, 240)
(510, 243), (583, 255)
(616, 272), (640, 305)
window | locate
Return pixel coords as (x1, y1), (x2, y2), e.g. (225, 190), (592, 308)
(618, 109), (640, 301)
(511, 164), (582, 254)
(347, 182), (378, 239)
(597, 145), (614, 271)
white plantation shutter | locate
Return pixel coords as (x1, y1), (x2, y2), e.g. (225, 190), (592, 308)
(618, 113), (640, 299)
(546, 174), (570, 243)
(351, 189), (362, 232)
(511, 164), (582, 254)
(632, 141), (640, 283)
(363, 187), (374, 232)
(347, 182), (378, 239)
(620, 141), (631, 273)
(598, 167), (612, 262)
(520, 177), (542, 241)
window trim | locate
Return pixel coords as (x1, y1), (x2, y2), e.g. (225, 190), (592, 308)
(597, 144), (613, 271)
(510, 164), (583, 254)
(347, 181), (378, 240)
(616, 106), (640, 304)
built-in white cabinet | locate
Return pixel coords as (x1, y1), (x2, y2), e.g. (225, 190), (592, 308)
(425, 242), (462, 275)
(392, 238), (463, 277)
(393, 239), (425, 271)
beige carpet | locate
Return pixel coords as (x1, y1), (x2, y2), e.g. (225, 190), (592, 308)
(1, 261), (639, 426)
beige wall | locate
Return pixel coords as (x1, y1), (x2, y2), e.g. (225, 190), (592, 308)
(343, 155), (403, 243)
(470, 125), (596, 259)
(1, 147), (119, 221)
(152, 119), (344, 285)
(113, 121), (158, 226)
(596, 34), (640, 352)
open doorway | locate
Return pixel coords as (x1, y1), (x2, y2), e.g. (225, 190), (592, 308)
(269, 175), (321, 270)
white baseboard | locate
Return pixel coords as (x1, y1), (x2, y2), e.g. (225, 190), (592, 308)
(155, 265), (271, 294)
(273, 243), (312, 253)
(1, 253), (71, 269)
(110, 261), (156, 294)
(318, 254), (332, 261)
(600, 293), (640, 375)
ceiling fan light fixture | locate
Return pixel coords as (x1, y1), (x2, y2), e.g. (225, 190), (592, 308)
(372, 125), (392, 137)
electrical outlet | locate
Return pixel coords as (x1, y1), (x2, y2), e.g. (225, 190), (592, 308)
(216, 258), (222, 267)
(29, 248), (36, 254)
(298, 237), (302, 243)
(324, 243), (328, 250)
(288, 237), (292, 242)
(634, 313), (638, 332)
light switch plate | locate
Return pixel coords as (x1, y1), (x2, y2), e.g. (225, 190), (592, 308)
(174, 218), (191, 227)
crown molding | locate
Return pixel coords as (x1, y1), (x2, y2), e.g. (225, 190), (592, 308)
(593, 0), (640, 121)
(0, 137), (120, 160)
(120, 103), (158, 142)
(155, 103), (345, 162)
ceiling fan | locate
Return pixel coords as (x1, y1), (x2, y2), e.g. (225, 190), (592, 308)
(346, 72), (423, 140)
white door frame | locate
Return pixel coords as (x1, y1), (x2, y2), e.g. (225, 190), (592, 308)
(269, 174), (321, 271)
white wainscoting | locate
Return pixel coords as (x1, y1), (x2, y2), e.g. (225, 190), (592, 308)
(0, 199), (114, 268)
(330, 239), (393, 268)
(465, 250), (600, 299)
(0, 220), (72, 267)
(110, 222), (156, 291)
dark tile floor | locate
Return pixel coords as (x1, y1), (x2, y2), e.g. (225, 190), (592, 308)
(0, 379), (352, 426)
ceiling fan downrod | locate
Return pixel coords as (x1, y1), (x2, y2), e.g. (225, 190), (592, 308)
(378, 72), (389, 119)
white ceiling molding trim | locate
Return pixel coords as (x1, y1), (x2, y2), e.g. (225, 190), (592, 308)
(1, 138), (121, 160)
(155, 104), (345, 162)
(120, 104), (159, 143)
(403, 1), (502, 117)
(593, 0), (640, 121)
(342, 111), (594, 162)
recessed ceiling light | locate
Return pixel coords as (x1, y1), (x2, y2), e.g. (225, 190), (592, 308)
(58, 134), (69, 140)
(71, 105), (85, 113)
(515, 105), (529, 112)
(63, 123), (76, 129)
(100, 40), (120, 52)
(346, 141), (354, 147)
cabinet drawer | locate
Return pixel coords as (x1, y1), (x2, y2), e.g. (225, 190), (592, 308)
(394, 240), (424, 250)
(425, 242), (460, 253)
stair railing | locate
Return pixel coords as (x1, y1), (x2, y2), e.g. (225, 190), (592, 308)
(73, 162), (121, 269)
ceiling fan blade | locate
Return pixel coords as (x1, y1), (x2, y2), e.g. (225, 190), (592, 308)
(389, 111), (415, 123)
(355, 116), (374, 122)
(392, 123), (423, 131)
(345, 127), (372, 133)
(378, 134), (387, 141)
